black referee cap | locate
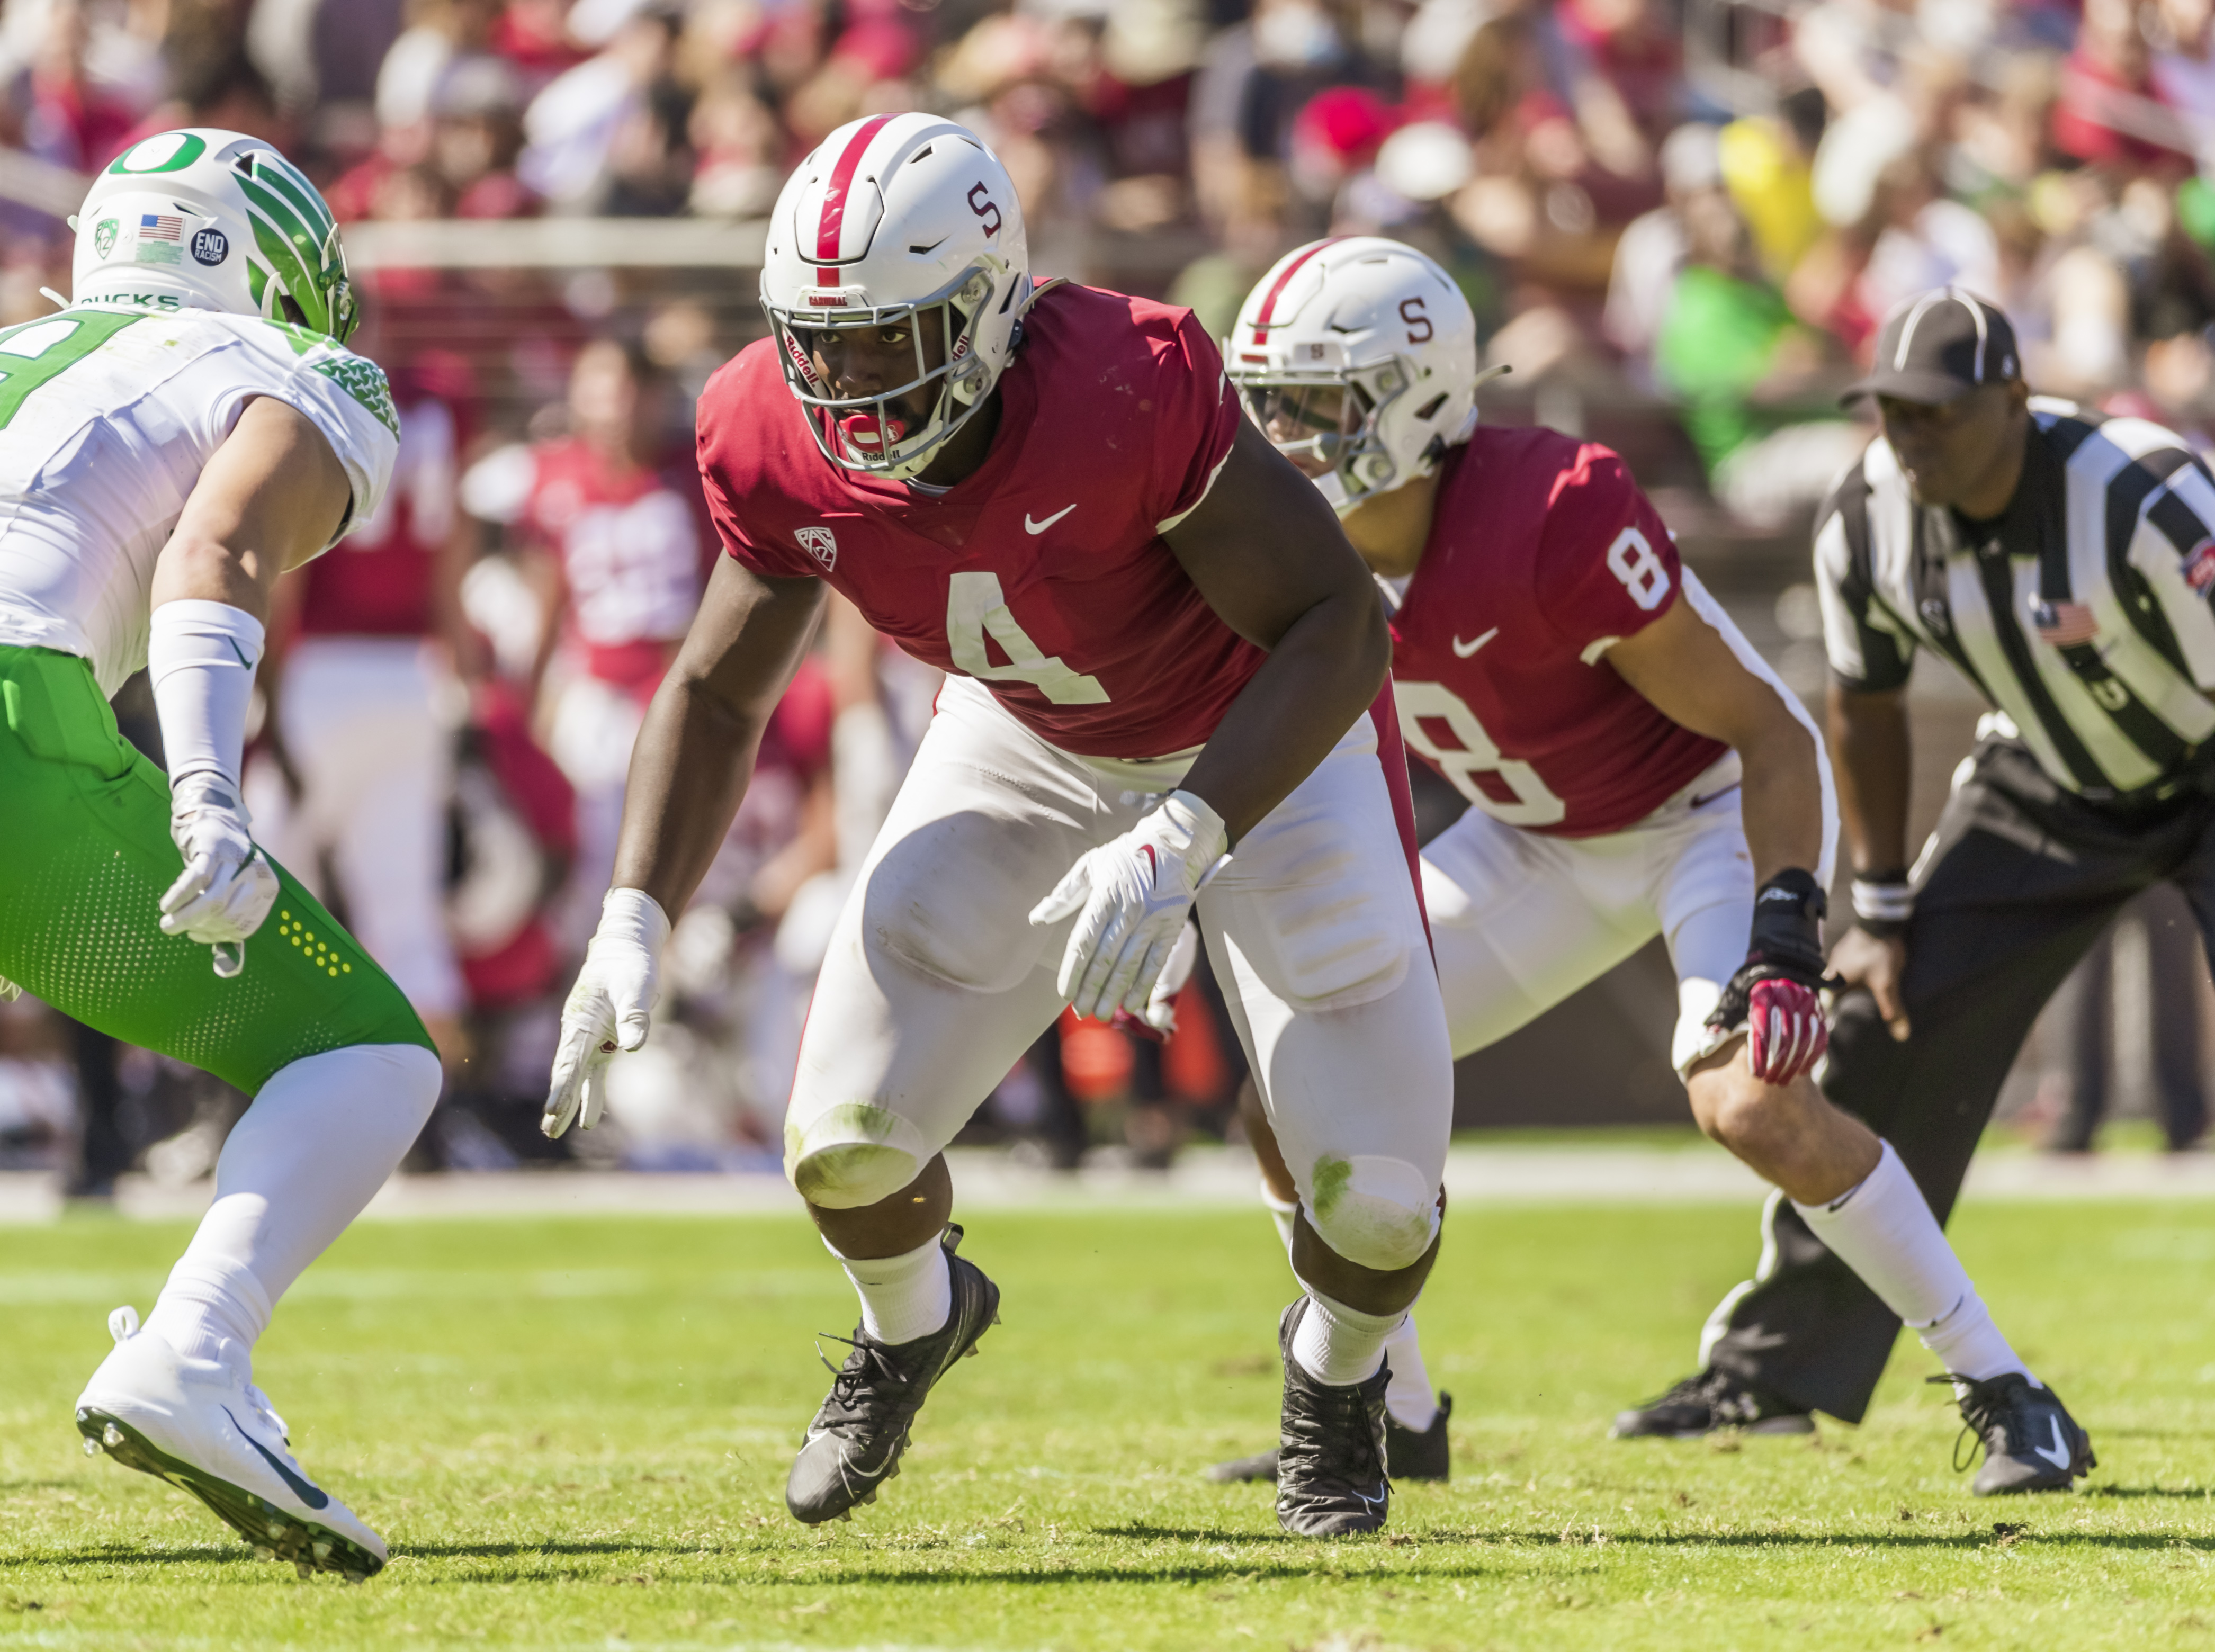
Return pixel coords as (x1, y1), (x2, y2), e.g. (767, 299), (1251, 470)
(1843, 288), (2020, 406)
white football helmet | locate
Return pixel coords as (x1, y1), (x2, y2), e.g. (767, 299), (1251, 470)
(71, 129), (357, 343)
(1227, 237), (1479, 514)
(760, 112), (1032, 479)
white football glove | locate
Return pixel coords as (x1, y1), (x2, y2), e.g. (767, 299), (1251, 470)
(542, 888), (670, 1139)
(1029, 790), (1227, 1025)
(1122, 917), (1200, 1037)
(159, 773), (280, 978)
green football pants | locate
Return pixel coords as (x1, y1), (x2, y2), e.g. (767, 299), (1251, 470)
(0, 645), (432, 1096)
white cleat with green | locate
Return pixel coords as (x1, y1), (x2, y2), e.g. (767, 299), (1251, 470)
(74, 1307), (387, 1581)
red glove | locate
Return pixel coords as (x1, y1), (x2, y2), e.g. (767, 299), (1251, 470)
(1745, 974), (1827, 1086)
(1706, 868), (1832, 1088)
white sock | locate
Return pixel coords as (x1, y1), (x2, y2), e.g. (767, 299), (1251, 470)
(1262, 1184), (1297, 1257)
(1290, 1287), (1401, 1388)
(1382, 1311), (1439, 1432)
(828, 1232), (951, 1345)
(142, 1044), (441, 1362)
(1792, 1140), (2033, 1386)
(142, 1254), (268, 1362)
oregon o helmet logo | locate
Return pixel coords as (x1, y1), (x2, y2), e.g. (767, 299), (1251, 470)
(107, 132), (208, 175)
(191, 228), (229, 266)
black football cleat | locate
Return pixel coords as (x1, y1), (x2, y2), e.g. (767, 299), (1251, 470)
(1610, 1367), (1814, 1439)
(1939, 1373), (2095, 1495)
(1387, 1390), (1451, 1481)
(783, 1225), (999, 1525)
(1209, 1391), (1452, 1485)
(1273, 1297), (1391, 1537)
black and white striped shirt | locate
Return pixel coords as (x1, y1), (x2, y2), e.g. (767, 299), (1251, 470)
(1815, 399), (2215, 802)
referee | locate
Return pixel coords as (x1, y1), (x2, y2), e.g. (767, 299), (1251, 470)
(1620, 287), (2215, 1443)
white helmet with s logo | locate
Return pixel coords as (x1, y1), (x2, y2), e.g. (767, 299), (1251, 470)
(1227, 237), (1480, 515)
(760, 113), (1031, 479)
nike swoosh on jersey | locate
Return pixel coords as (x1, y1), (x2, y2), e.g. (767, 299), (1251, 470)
(1690, 783), (1742, 809)
(1025, 504), (1077, 534)
(1451, 628), (1499, 658)
(222, 1407), (330, 1509)
(2033, 1416), (2071, 1469)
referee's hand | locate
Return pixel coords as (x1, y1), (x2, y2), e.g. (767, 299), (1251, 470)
(1829, 929), (1910, 1041)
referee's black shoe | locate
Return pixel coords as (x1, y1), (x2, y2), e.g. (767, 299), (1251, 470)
(1274, 1297), (1391, 1536)
(784, 1225), (999, 1525)
(1208, 1393), (1452, 1484)
(1940, 1373), (2095, 1496)
(1610, 1367), (1814, 1439)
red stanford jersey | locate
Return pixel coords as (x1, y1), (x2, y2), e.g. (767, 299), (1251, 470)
(295, 397), (455, 638)
(523, 439), (707, 696)
(698, 282), (1259, 759)
(1393, 427), (1726, 838)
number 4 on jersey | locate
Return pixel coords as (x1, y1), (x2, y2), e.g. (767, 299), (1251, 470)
(946, 570), (1108, 705)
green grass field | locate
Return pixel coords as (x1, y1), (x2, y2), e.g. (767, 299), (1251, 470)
(3, 1196), (2212, 1650)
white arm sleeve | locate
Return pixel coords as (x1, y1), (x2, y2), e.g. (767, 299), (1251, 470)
(147, 598), (265, 793)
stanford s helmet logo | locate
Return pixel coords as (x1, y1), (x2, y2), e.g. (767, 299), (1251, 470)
(796, 526), (838, 570)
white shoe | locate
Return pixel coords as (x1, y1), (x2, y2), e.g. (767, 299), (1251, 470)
(75, 1306), (388, 1580)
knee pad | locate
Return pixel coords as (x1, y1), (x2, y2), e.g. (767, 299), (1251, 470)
(784, 1102), (930, 1209)
(1304, 1153), (1440, 1271)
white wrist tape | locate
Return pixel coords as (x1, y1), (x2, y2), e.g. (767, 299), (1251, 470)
(148, 599), (266, 792)
(1851, 877), (1914, 926)
(598, 887), (672, 958)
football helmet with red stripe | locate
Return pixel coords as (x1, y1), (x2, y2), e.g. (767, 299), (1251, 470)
(1227, 237), (1479, 515)
(760, 113), (1030, 479)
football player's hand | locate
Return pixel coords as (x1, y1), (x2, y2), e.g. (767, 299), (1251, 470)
(159, 773), (279, 976)
(543, 888), (670, 1138)
(1111, 917), (1201, 1040)
(1706, 868), (1831, 1087)
(1828, 926), (1909, 1041)
(1029, 792), (1227, 1024)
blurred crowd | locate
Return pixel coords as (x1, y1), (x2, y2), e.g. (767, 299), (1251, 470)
(8, 4), (2215, 489)
(5, 0), (2214, 1182)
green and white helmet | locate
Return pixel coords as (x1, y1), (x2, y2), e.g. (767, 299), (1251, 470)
(70, 128), (357, 344)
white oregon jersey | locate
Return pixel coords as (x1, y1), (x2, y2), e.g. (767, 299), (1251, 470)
(0, 302), (399, 696)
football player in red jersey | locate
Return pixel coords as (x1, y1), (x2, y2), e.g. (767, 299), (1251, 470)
(539, 117), (1455, 1534)
(1208, 238), (2086, 1495)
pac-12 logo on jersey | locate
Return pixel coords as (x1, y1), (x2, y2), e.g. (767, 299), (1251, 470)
(796, 526), (838, 571)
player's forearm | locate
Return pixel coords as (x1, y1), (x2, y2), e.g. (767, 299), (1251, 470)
(611, 673), (769, 919)
(1178, 584), (1389, 842)
(1827, 684), (1912, 876)
(1734, 711), (1825, 883)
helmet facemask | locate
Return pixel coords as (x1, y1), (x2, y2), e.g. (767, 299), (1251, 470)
(1244, 358), (1443, 514)
(766, 259), (1012, 480)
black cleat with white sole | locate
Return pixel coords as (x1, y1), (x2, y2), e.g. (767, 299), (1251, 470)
(1941, 1373), (2095, 1495)
(1610, 1366), (1814, 1439)
(784, 1224), (1000, 1525)
(1209, 1391), (1452, 1485)
(1273, 1297), (1392, 1537)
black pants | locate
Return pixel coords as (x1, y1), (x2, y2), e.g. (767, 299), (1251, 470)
(1704, 736), (2215, 1422)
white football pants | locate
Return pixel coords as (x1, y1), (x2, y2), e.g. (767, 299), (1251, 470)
(1421, 750), (1834, 1074)
(784, 676), (1454, 1272)
(249, 638), (463, 1021)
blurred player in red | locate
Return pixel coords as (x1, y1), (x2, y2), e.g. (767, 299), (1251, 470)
(1208, 238), (2080, 1496)
(464, 338), (707, 951)
(542, 115), (1454, 1536)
